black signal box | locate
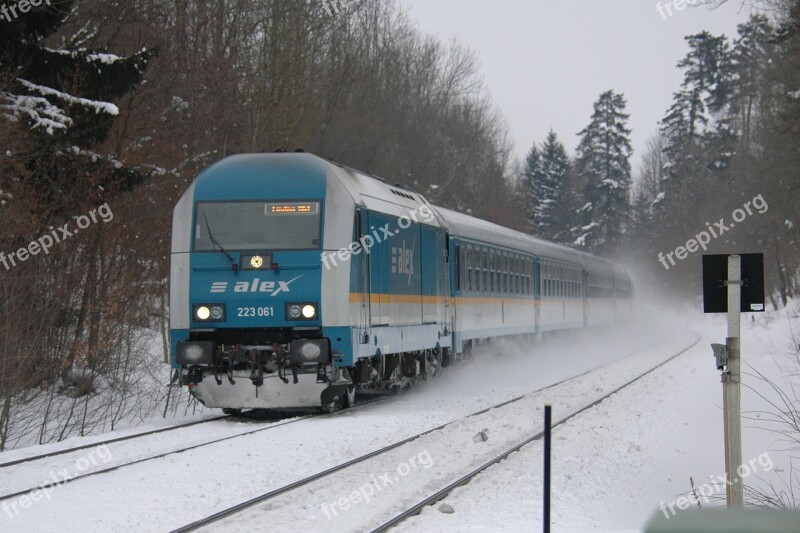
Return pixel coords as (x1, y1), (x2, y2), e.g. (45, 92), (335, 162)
(702, 253), (765, 314)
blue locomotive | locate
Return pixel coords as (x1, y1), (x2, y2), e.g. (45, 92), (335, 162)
(169, 153), (632, 412)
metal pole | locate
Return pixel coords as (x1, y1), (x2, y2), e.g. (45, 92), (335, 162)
(544, 404), (551, 533)
(725, 255), (743, 508)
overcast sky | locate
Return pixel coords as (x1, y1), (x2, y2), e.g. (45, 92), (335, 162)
(399, 0), (753, 171)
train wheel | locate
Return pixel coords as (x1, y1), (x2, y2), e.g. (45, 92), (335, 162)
(323, 397), (341, 413)
(426, 349), (444, 379)
(342, 386), (356, 408)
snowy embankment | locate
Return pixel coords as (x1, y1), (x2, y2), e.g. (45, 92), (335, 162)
(0, 312), (674, 532)
(1, 301), (796, 532)
(399, 299), (800, 532)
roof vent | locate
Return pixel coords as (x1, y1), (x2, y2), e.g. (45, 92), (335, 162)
(390, 188), (415, 201)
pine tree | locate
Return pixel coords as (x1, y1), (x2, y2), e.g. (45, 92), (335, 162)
(731, 15), (777, 150)
(574, 90), (633, 256)
(658, 31), (735, 224)
(520, 143), (541, 233)
(534, 130), (570, 242)
(0, 0), (153, 215)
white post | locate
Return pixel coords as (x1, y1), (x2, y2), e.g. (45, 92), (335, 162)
(724, 254), (743, 508)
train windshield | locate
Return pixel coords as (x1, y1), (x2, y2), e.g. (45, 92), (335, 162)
(193, 201), (322, 251)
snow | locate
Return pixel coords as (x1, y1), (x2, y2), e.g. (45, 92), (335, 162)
(0, 301), (797, 531)
(42, 47), (125, 66)
(17, 79), (119, 116)
(1, 93), (73, 134)
(1, 79), (119, 135)
(86, 52), (123, 65)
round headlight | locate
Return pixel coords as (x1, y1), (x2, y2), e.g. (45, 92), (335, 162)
(288, 304), (302, 319)
(301, 304), (316, 319)
(210, 306), (223, 320)
(184, 344), (204, 363)
(300, 342), (321, 360)
(196, 306), (210, 320)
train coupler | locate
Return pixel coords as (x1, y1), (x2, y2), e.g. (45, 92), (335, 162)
(187, 366), (204, 385)
(250, 352), (264, 386)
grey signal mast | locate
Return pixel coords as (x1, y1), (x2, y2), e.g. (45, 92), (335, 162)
(702, 253), (765, 510)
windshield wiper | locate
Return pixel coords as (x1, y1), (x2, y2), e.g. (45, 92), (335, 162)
(202, 212), (235, 267)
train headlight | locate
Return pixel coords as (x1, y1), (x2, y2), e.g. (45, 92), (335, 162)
(286, 302), (318, 321)
(177, 341), (213, 365)
(301, 342), (321, 359)
(193, 303), (226, 322)
(289, 339), (330, 363)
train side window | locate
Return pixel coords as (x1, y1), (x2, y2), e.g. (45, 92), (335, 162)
(524, 259), (528, 295)
(456, 246), (462, 291)
(529, 260), (533, 295)
(477, 250), (481, 293)
(557, 266), (561, 298)
(482, 250), (488, 293)
(506, 254), (510, 294)
(514, 257), (519, 294)
(468, 249), (474, 293)
(510, 256), (514, 295)
(508, 255), (512, 294)
(524, 260), (528, 295)
(492, 252), (500, 292)
(462, 247), (472, 292)
(492, 252), (497, 293)
(500, 254), (505, 294)
(489, 251), (494, 293)
(485, 250), (490, 294)
(542, 264), (546, 297)
(465, 248), (470, 293)
(495, 252), (500, 294)
(528, 260), (532, 295)
(502, 254), (507, 294)
(544, 264), (549, 298)
(473, 249), (478, 293)
(494, 252), (499, 294)
(542, 263), (547, 297)
(472, 249), (478, 293)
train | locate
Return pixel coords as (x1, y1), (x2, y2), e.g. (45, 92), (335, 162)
(169, 152), (633, 412)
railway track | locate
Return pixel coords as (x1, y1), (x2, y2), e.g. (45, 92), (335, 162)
(170, 334), (700, 533)
(372, 333), (702, 532)
(0, 414), (231, 469)
(0, 399), (389, 502)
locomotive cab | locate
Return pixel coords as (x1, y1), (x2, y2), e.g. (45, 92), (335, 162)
(170, 154), (356, 411)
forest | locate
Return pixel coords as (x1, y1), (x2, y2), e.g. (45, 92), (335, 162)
(0, 0), (797, 449)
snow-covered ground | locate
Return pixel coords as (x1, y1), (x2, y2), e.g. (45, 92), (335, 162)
(402, 301), (800, 531)
(0, 301), (797, 532)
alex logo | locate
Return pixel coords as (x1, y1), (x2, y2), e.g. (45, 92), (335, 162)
(210, 275), (303, 296)
(391, 241), (414, 276)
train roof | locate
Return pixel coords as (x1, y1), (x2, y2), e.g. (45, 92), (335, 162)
(187, 152), (627, 277)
